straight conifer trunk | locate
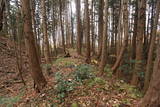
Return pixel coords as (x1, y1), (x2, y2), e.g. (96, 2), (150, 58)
(131, 0), (146, 86)
(85, 0), (91, 63)
(0, 0), (5, 31)
(76, 0), (82, 55)
(42, 0), (50, 64)
(97, 0), (104, 59)
(99, 0), (108, 73)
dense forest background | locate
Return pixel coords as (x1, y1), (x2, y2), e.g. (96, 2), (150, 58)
(0, 0), (160, 106)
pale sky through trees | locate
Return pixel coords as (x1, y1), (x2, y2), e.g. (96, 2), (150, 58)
(9, 0), (160, 46)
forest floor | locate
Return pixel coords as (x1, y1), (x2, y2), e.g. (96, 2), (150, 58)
(0, 36), (143, 107)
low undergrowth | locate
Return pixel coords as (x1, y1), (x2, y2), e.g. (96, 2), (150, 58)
(0, 56), (142, 106)
(0, 93), (23, 107)
(53, 61), (142, 106)
(54, 64), (96, 103)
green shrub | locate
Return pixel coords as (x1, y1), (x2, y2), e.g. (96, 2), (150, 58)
(54, 58), (65, 64)
(104, 65), (113, 78)
(118, 64), (132, 74)
(74, 64), (95, 82)
(54, 72), (76, 102)
(117, 82), (143, 99)
(71, 102), (79, 107)
(121, 98), (131, 105)
(88, 77), (106, 87)
(118, 59), (140, 75)
(64, 61), (75, 67)
(54, 64), (95, 102)
(54, 58), (76, 68)
(0, 95), (22, 107)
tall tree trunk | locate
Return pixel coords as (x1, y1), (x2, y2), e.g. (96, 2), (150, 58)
(41, 0), (50, 64)
(91, 0), (95, 55)
(31, 0), (37, 38)
(65, 10), (70, 47)
(138, 30), (160, 107)
(6, 0), (12, 37)
(131, 0), (146, 86)
(70, 2), (74, 48)
(85, 0), (91, 63)
(99, 0), (108, 73)
(31, 0), (41, 63)
(111, 0), (129, 72)
(116, 1), (123, 57)
(21, 0), (47, 92)
(143, 0), (160, 93)
(131, 0), (138, 60)
(97, 0), (104, 59)
(0, 0), (5, 31)
(15, 1), (26, 86)
(114, 2), (120, 56)
(52, 4), (57, 56)
(59, 0), (66, 54)
(76, 0), (82, 55)
(111, 7), (115, 55)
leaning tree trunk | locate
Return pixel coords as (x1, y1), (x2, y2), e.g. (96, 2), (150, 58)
(99, 0), (108, 73)
(21, 0), (47, 92)
(143, 0), (160, 93)
(111, 0), (129, 72)
(138, 30), (160, 107)
(31, 0), (41, 64)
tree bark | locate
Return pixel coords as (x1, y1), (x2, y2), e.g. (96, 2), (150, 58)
(51, 3), (57, 56)
(111, 0), (129, 72)
(21, 0), (47, 92)
(70, 2), (74, 48)
(131, 0), (138, 61)
(138, 32), (160, 107)
(91, 0), (95, 55)
(99, 0), (108, 73)
(97, 0), (104, 59)
(84, 0), (91, 63)
(131, 0), (146, 86)
(116, 1), (123, 57)
(0, 0), (5, 31)
(59, 0), (66, 54)
(143, 0), (160, 93)
(41, 0), (51, 64)
(76, 0), (82, 55)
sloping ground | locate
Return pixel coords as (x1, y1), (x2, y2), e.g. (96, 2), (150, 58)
(48, 57), (141, 107)
(0, 36), (142, 107)
(0, 36), (30, 97)
(17, 51), (141, 107)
